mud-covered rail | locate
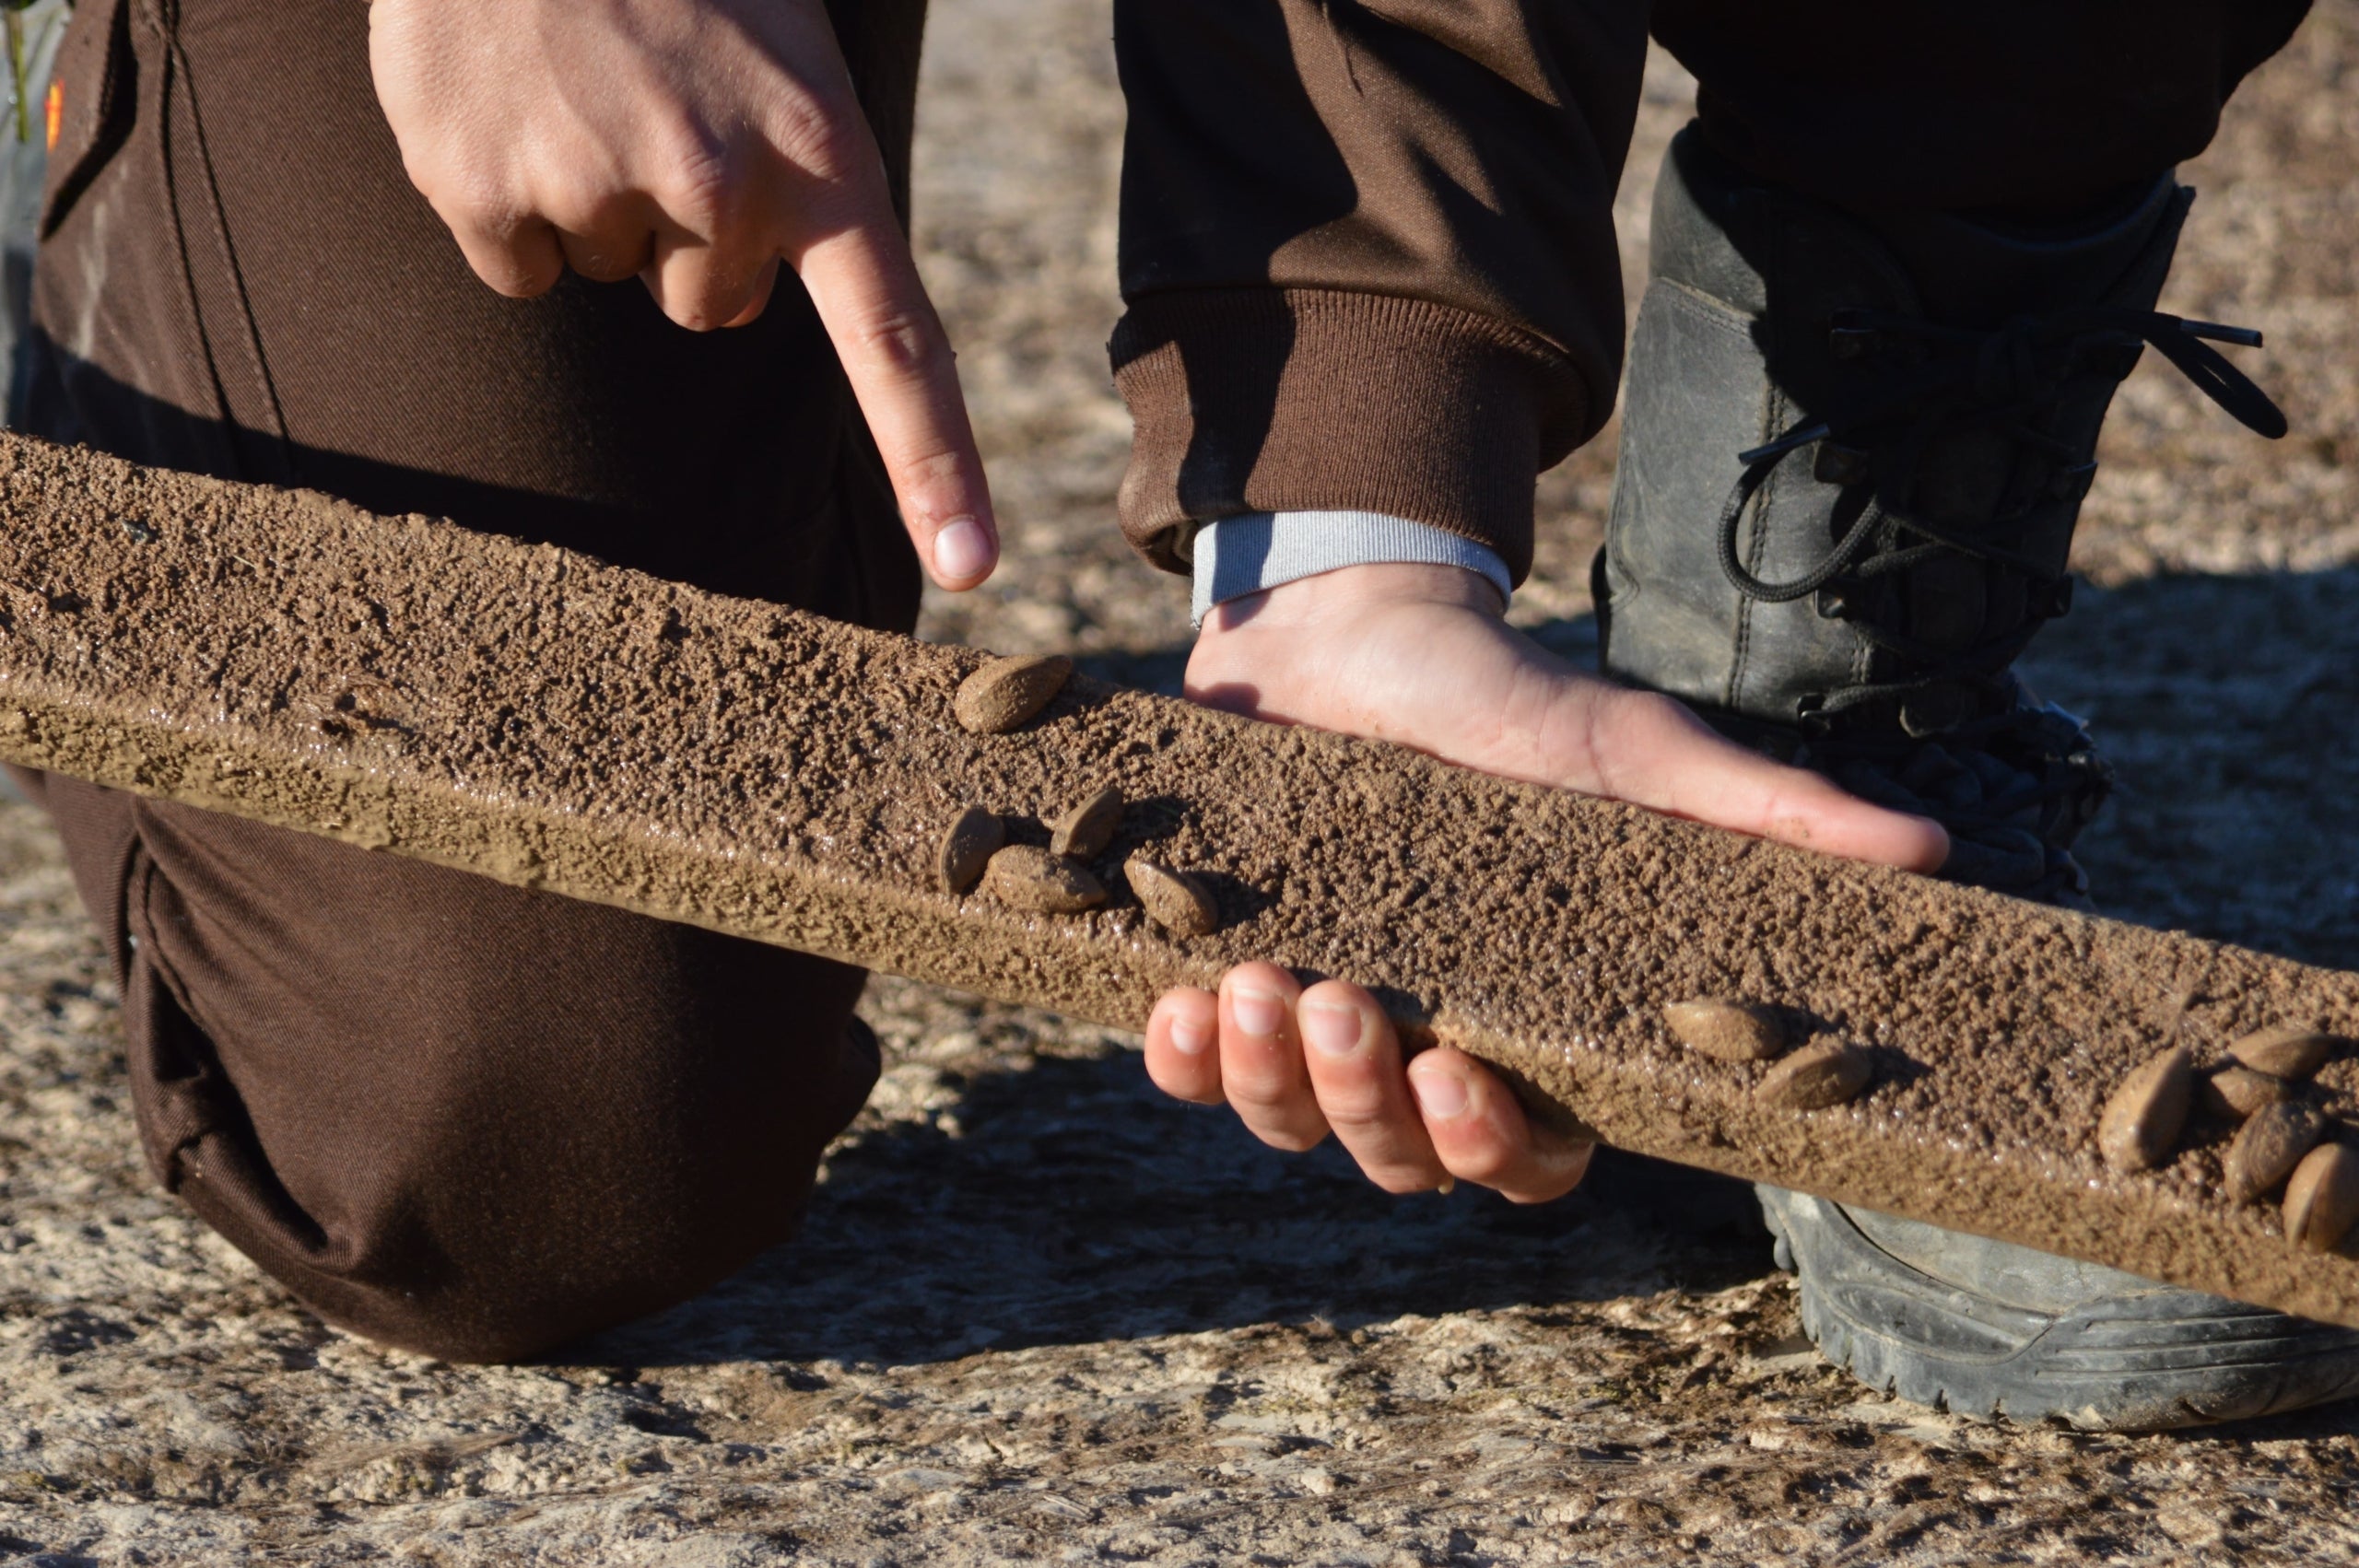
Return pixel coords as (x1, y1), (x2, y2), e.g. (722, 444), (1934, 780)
(1, 432), (2355, 1323)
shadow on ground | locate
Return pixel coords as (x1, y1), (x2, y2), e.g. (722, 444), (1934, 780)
(584, 1042), (1768, 1371)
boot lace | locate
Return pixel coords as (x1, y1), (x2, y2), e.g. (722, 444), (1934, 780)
(1716, 307), (2283, 720)
(1711, 308), (2285, 900)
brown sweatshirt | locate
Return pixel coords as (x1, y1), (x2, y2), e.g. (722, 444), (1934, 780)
(1107, 0), (1649, 586)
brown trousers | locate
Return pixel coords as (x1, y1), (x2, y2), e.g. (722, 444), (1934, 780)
(20, 0), (2306, 1362)
(22, 0), (925, 1363)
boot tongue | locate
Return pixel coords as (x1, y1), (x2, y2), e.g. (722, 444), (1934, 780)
(1853, 176), (2182, 326)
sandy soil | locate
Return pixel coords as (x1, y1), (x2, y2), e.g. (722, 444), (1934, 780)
(1, 2), (2357, 1563)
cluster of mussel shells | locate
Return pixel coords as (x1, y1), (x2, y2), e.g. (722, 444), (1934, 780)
(1661, 999), (1874, 1110)
(2100, 1025), (2359, 1255)
(939, 654), (1219, 938)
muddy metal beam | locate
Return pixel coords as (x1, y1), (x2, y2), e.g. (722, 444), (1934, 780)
(0, 432), (2355, 1324)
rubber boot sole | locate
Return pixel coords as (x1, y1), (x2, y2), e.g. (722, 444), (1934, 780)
(1758, 1186), (2359, 1432)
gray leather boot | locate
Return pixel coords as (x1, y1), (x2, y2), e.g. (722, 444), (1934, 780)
(1600, 126), (2284, 901)
(1599, 127), (2359, 1430)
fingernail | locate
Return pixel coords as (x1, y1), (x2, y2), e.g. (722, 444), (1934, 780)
(1436, 1176), (1457, 1196)
(1298, 997), (1361, 1058)
(932, 517), (992, 582)
(1230, 985), (1285, 1039)
(1409, 1064), (1469, 1121)
(1168, 1012), (1211, 1057)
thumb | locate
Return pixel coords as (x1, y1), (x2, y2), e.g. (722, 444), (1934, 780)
(1575, 684), (1951, 873)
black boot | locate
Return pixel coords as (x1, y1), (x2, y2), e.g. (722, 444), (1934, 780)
(1599, 127), (2284, 903)
(1599, 127), (2359, 1431)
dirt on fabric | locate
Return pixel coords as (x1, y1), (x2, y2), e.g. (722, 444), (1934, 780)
(0, 3), (2356, 1564)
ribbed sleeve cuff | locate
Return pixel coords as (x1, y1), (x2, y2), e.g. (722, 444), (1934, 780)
(1109, 287), (1590, 587)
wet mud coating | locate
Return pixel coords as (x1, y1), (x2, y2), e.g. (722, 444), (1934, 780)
(2, 434), (2359, 1326)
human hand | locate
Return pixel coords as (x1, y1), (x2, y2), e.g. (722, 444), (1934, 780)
(368, 0), (996, 590)
(1144, 562), (1949, 1200)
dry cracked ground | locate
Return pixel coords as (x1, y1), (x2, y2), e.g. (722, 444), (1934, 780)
(6, 3), (2359, 1564)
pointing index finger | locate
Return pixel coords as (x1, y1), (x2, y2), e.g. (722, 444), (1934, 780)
(792, 207), (998, 591)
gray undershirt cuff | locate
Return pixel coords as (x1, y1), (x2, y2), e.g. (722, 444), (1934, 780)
(1188, 511), (1514, 626)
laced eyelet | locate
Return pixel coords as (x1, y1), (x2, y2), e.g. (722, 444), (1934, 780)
(1828, 325), (1878, 360)
(1813, 442), (1871, 486)
(1901, 685), (1975, 738)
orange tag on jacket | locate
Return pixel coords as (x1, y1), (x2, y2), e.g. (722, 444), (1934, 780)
(44, 78), (62, 152)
